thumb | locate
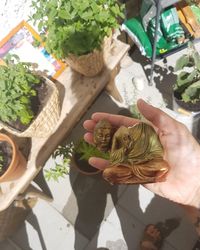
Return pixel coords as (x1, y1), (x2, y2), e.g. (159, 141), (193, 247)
(137, 99), (178, 132)
(89, 157), (109, 170)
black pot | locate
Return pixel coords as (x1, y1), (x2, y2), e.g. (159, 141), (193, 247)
(173, 90), (200, 112)
(72, 152), (102, 175)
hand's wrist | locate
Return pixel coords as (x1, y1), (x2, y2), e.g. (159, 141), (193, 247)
(183, 205), (200, 237)
(190, 187), (200, 209)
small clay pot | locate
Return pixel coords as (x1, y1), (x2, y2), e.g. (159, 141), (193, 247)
(0, 133), (26, 182)
(71, 152), (102, 175)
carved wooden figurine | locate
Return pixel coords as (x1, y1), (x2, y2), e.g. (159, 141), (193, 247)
(94, 120), (169, 185)
(93, 119), (114, 152)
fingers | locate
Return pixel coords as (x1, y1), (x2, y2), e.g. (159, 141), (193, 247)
(83, 109), (140, 133)
(84, 100), (180, 135)
(84, 132), (94, 144)
(91, 112), (139, 128)
(137, 99), (180, 133)
(83, 120), (96, 132)
(89, 157), (109, 170)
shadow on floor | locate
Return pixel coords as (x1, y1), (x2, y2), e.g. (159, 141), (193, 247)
(130, 48), (176, 109)
(0, 198), (47, 250)
(61, 92), (184, 250)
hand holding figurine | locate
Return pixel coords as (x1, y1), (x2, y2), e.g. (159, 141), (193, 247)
(83, 99), (200, 207)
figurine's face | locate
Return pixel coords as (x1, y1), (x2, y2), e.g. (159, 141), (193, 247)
(122, 133), (131, 147)
(94, 128), (112, 151)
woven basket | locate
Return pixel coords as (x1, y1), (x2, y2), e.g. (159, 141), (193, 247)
(0, 77), (60, 138)
(65, 35), (112, 77)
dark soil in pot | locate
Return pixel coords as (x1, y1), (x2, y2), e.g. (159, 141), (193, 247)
(73, 152), (101, 175)
(4, 79), (52, 132)
(174, 90), (200, 112)
(0, 141), (12, 177)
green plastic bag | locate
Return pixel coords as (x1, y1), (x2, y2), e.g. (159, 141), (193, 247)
(147, 17), (170, 55)
(161, 7), (185, 43)
(122, 17), (153, 58)
(147, 7), (185, 55)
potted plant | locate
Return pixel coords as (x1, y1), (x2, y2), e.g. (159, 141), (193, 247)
(0, 56), (60, 137)
(173, 42), (200, 112)
(30, 0), (124, 77)
(0, 133), (26, 182)
(45, 139), (109, 181)
(186, 0), (200, 6)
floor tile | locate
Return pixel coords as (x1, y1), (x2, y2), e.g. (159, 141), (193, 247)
(85, 204), (177, 250)
(11, 200), (89, 250)
(117, 185), (198, 250)
(0, 239), (18, 250)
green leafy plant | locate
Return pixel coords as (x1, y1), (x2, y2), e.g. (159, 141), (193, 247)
(0, 55), (41, 125)
(44, 143), (74, 181)
(45, 138), (109, 181)
(174, 42), (200, 103)
(186, 0), (200, 5)
(30, 0), (124, 59)
(129, 104), (142, 119)
(75, 139), (109, 161)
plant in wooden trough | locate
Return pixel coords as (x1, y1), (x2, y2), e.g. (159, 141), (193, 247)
(30, 0), (124, 76)
(0, 55), (60, 137)
(174, 42), (200, 111)
(0, 133), (26, 182)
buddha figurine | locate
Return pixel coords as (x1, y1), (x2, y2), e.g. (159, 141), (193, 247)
(93, 119), (169, 184)
(102, 122), (169, 184)
(93, 119), (114, 152)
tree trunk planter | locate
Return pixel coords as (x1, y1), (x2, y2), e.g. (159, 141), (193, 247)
(65, 36), (112, 77)
(0, 77), (60, 138)
(0, 133), (26, 183)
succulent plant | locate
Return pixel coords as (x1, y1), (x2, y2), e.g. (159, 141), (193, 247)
(174, 42), (200, 103)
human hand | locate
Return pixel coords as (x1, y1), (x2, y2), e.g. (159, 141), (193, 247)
(83, 99), (200, 208)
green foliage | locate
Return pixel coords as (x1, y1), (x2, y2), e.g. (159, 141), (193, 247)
(75, 139), (109, 161)
(0, 55), (41, 125)
(45, 138), (109, 181)
(129, 104), (142, 119)
(44, 143), (74, 181)
(174, 42), (200, 103)
(32, 37), (41, 48)
(30, 0), (124, 58)
(186, 0), (200, 5)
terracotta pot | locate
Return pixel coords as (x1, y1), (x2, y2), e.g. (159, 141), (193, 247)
(0, 133), (26, 183)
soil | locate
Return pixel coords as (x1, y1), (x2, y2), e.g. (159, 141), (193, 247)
(174, 91), (200, 112)
(0, 141), (12, 177)
(5, 78), (53, 132)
